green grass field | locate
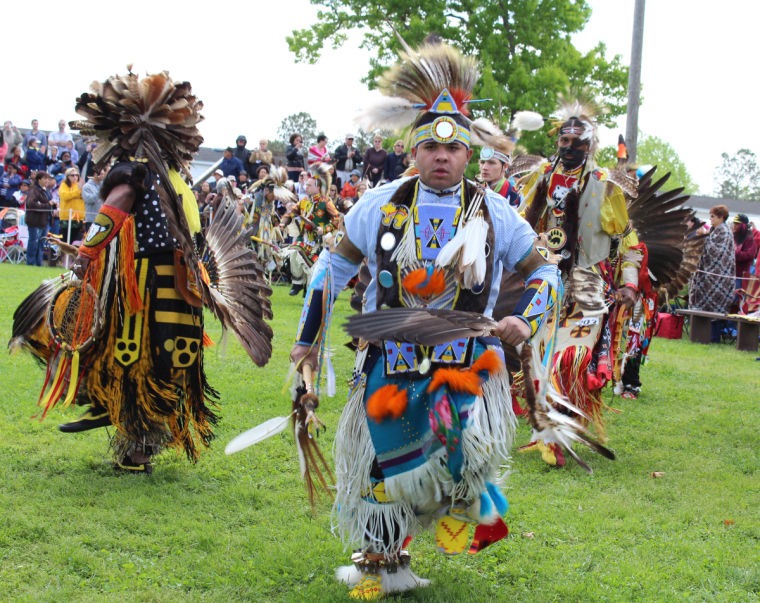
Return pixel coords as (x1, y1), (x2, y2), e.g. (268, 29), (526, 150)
(1, 263), (759, 602)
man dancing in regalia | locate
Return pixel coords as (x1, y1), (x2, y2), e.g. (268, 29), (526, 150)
(284, 38), (598, 599)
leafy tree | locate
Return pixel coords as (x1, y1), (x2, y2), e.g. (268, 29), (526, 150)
(636, 134), (698, 194)
(595, 134), (698, 194)
(713, 149), (760, 201)
(276, 112), (320, 148)
(594, 145), (618, 169)
(287, 0), (629, 157)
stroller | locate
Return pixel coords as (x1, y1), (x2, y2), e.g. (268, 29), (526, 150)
(0, 208), (26, 264)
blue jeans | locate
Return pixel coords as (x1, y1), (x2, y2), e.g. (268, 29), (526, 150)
(26, 226), (48, 266)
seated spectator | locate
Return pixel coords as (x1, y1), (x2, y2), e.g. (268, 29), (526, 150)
(50, 150), (76, 176)
(220, 147), (245, 178)
(340, 169), (362, 200)
(6, 145), (29, 179)
(14, 179), (30, 207)
(65, 140), (79, 164)
(0, 131), (7, 163)
(238, 170), (251, 193)
(0, 163), (22, 207)
(255, 165), (270, 182)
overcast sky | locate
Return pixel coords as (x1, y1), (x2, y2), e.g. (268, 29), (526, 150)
(3, 0), (757, 194)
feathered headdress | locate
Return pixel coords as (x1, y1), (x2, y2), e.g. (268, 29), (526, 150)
(70, 67), (204, 180)
(547, 92), (603, 153)
(308, 162), (332, 196)
(358, 34), (505, 150)
(251, 166), (297, 204)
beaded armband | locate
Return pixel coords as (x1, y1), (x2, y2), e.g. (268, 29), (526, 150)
(512, 278), (558, 337)
(78, 205), (129, 259)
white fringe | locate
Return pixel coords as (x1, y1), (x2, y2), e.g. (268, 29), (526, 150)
(381, 566), (431, 593)
(383, 447), (453, 511)
(335, 565), (430, 592)
(335, 565), (363, 586)
(390, 220), (418, 270)
(455, 369), (516, 500)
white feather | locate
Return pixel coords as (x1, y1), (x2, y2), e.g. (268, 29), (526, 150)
(469, 117), (504, 146)
(225, 413), (294, 454)
(355, 96), (420, 132)
(511, 110), (545, 131)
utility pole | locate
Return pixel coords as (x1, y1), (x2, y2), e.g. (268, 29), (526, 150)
(626, 0), (645, 163)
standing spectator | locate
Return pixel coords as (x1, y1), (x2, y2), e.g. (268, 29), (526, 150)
(250, 138), (273, 173)
(689, 205), (736, 341)
(3, 121), (24, 151)
(48, 119), (73, 158)
(220, 147), (245, 178)
(232, 135), (253, 177)
(1, 163), (22, 207)
(733, 214), (757, 285)
(334, 133), (362, 189)
(286, 133), (306, 182)
(0, 131), (7, 163)
(78, 141), (97, 176)
(307, 134), (330, 165)
(22, 119), (47, 151)
(82, 166), (108, 230)
(362, 134), (387, 186)
(24, 138), (47, 172)
(384, 139), (407, 181)
(58, 167), (85, 242)
(25, 171), (54, 266)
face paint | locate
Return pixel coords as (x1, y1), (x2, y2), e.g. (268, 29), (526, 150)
(558, 138), (588, 170)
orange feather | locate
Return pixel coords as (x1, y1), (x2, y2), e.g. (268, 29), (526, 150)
(427, 367), (482, 396)
(470, 349), (504, 376)
(366, 384), (408, 423)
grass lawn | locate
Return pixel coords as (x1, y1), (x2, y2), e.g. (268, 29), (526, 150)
(1, 262), (759, 602)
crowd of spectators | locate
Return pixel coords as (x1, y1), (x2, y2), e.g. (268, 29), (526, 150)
(193, 131), (411, 230)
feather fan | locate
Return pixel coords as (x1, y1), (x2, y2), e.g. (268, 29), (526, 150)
(344, 307), (496, 346)
(627, 167), (693, 293)
(200, 197), (274, 367)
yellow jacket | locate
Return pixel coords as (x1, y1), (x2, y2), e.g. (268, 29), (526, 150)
(59, 181), (85, 222)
